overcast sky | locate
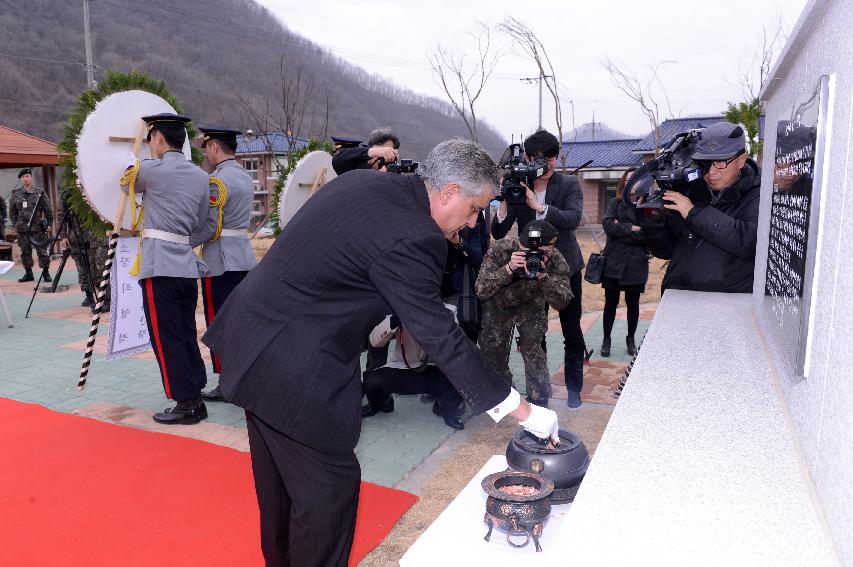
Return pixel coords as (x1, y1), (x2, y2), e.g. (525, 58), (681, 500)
(257, 0), (808, 142)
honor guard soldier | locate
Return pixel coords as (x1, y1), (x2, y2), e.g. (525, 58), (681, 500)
(9, 168), (53, 282)
(192, 126), (258, 402)
(120, 113), (211, 425)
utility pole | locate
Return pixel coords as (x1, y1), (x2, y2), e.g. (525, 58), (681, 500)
(83, 0), (95, 89)
(520, 73), (553, 130)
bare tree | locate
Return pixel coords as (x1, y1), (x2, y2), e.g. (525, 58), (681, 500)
(498, 17), (574, 169)
(429, 23), (501, 143)
(602, 57), (676, 155)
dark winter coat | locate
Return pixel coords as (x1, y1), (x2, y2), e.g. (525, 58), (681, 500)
(492, 171), (585, 275)
(643, 158), (761, 293)
(602, 198), (649, 287)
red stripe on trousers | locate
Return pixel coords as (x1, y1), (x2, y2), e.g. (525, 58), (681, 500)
(145, 278), (172, 399)
(203, 277), (221, 373)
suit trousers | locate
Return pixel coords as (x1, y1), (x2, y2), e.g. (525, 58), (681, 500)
(246, 411), (361, 567)
(363, 365), (464, 415)
(201, 271), (248, 374)
(546, 271), (586, 393)
(140, 276), (207, 401)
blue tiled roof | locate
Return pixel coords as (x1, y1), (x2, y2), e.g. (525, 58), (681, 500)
(236, 132), (308, 154)
(561, 139), (644, 169)
(632, 116), (725, 153)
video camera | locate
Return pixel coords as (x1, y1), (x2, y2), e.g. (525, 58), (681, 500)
(633, 129), (705, 223)
(516, 229), (545, 281)
(384, 159), (419, 174)
(498, 143), (548, 205)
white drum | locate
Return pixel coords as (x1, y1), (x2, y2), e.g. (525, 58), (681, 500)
(76, 90), (192, 230)
(277, 151), (337, 230)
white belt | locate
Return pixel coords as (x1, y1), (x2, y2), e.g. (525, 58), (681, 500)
(142, 229), (190, 245)
(219, 228), (248, 238)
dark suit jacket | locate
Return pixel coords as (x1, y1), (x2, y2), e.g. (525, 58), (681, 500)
(492, 171), (585, 275)
(202, 170), (510, 453)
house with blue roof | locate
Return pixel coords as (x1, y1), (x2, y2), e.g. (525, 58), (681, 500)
(234, 131), (308, 226)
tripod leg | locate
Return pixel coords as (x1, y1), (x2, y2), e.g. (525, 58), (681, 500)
(24, 270), (46, 319)
(50, 251), (71, 293)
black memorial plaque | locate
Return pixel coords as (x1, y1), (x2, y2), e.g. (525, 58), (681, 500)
(761, 76), (829, 376)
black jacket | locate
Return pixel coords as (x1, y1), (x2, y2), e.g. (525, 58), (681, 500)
(331, 146), (371, 175)
(643, 158), (761, 293)
(602, 198), (649, 287)
(492, 171), (585, 275)
(202, 170), (509, 453)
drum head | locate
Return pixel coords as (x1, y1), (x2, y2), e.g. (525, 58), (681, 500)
(77, 90), (192, 230)
(277, 151), (336, 230)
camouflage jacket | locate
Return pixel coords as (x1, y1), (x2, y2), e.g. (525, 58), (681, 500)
(475, 237), (573, 312)
(9, 186), (52, 233)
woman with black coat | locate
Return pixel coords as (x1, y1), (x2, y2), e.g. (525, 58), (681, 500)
(600, 169), (649, 357)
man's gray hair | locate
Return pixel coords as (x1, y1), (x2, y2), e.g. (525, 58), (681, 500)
(418, 138), (501, 198)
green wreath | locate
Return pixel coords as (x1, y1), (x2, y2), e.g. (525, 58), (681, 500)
(270, 138), (334, 236)
(57, 70), (202, 234)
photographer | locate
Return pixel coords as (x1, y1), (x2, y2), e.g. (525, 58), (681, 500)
(492, 130), (586, 409)
(361, 306), (466, 430)
(331, 127), (400, 175)
(641, 121), (760, 293)
(477, 220), (572, 407)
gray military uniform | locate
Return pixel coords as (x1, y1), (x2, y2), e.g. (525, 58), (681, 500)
(125, 150), (209, 279)
(190, 158), (256, 276)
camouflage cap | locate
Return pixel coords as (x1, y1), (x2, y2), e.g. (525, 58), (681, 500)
(692, 121), (746, 160)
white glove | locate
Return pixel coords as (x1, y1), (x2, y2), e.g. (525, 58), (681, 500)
(519, 404), (560, 443)
(124, 152), (137, 170)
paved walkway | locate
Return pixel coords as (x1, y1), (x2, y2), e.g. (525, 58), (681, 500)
(0, 260), (657, 489)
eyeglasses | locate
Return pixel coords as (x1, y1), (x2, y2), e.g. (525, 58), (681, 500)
(699, 150), (744, 170)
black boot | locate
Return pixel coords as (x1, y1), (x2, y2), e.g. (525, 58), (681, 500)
(153, 398), (208, 425)
(600, 337), (611, 357)
(81, 292), (95, 307)
(18, 268), (34, 282)
(362, 396), (394, 418)
(626, 336), (637, 356)
(42, 268), (52, 283)
(201, 384), (225, 402)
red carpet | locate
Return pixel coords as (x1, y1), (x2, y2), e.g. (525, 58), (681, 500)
(0, 398), (417, 566)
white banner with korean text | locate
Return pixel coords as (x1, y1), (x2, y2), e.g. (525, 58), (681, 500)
(106, 236), (151, 359)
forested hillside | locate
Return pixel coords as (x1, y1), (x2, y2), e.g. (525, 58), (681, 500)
(0, 0), (506, 159)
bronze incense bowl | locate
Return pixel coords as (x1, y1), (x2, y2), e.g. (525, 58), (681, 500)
(481, 470), (554, 552)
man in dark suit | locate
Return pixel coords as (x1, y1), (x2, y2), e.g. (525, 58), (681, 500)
(202, 138), (560, 566)
(492, 129), (587, 409)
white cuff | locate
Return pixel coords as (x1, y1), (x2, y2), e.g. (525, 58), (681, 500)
(487, 388), (521, 423)
(496, 210), (507, 223)
(535, 204), (548, 220)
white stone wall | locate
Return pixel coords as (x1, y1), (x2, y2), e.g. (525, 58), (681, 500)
(755, 0), (852, 561)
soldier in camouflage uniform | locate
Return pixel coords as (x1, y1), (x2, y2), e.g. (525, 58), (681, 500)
(475, 220), (572, 406)
(8, 168), (53, 282)
(0, 192), (7, 241)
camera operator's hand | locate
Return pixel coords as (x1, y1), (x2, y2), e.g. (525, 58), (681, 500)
(524, 186), (545, 214)
(367, 146), (398, 164)
(631, 225), (642, 233)
(505, 250), (527, 275)
(663, 191), (694, 220)
(62, 238), (70, 249)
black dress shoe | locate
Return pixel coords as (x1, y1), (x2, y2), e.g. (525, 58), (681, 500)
(432, 400), (465, 430)
(42, 270), (52, 283)
(362, 396), (394, 418)
(600, 336), (611, 357)
(201, 385), (225, 401)
(626, 336), (638, 356)
(153, 399), (208, 425)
